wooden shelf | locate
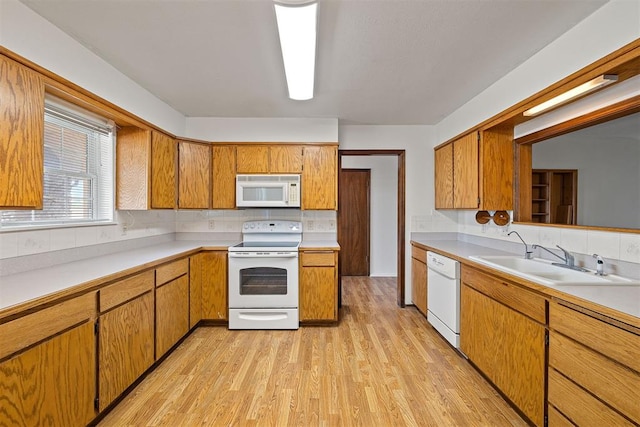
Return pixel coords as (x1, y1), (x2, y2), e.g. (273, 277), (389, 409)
(531, 169), (577, 225)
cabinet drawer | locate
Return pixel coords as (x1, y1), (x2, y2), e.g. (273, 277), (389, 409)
(461, 266), (546, 323)
(0, 292), (96, 360)
(100, 270), (154, 312)
(301, 251), (335, 267)
(549, 332), (640, 424)
(156, 258), (188, 286)
(550, 301), (640, 373)
(548, 367), (635, 427)
(411, 245), (427, 263)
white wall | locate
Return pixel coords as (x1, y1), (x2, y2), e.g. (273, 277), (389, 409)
(339, 125), (451, 302)
(437, 0), (640, 265)
(341, 156), (398, 276)
(436, 0), (640, 143)
(185, 117), (338, 142)
(0, 0), (186, 135)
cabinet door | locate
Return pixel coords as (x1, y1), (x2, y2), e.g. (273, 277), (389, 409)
(453, 132), (479, 208)
(156, 275), (189, 358)
(212, 145), (237, 208)
(300, 251), (338, 322)
(191, 251), (228, 322)
(236, 145), (269, 173)
(270, 145), (303, 173)
(302, 146), (338, 210)
(411, 257), (427, 316)
(434, 143), (453, 209)
(178, 141), (211, 209)
(151, 131), (177, 209)
(0, 322), (96, 426)
(0, 55), (44, 208)
(98, 291), (154, 411)
(480, 127), (514, 210)
(116, 127), (152, 210)
(461, 283), (545, 426)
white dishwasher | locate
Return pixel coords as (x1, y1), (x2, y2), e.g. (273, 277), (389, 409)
(426, 251), (461, 349)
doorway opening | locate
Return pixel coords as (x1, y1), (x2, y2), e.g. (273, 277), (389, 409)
(338, 150), (406, 307)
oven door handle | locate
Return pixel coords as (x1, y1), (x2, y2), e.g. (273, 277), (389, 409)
(228, 252), (299, 258)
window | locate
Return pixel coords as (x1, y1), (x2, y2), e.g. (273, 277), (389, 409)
(1, 97), (114, 229)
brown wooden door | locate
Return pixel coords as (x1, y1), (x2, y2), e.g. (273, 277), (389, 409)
(338, 169), (370, 276)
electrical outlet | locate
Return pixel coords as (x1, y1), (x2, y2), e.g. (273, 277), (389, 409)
(208, 220), (216, 230)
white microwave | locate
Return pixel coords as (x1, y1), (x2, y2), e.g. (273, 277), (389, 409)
(236, 174), (301, 208)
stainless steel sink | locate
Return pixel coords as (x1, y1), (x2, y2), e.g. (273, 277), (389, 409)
(468, 255), (640, 287)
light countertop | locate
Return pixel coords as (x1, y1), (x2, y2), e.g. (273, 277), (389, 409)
(0, 240), (236, 314)
(411, 237), (640, 327)
(0, 239), (339, 316)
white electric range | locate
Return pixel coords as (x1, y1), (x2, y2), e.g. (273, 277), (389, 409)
(228, 220), (302, 329)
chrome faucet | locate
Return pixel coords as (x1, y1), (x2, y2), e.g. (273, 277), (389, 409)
(593, 254), (606, 276)
(532, 244), (588, 272)
(508, 231), (533, 259)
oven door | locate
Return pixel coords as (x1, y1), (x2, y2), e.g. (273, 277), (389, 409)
(228, 252), (299, 308)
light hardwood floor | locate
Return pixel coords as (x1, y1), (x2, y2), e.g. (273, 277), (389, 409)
(98, 277), (527, 426)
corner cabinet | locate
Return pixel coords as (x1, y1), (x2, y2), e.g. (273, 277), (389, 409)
(116, 127), (177, 210)
(190, 251), (228, 324)
(434, 126), (513, 210)
(410, 244), (427, 316)
(460, 265), (546, 427)
(299, 249), (339, 322)
(302, 145), (338, 210)
(0, 293), (97, 426)
(0, 54), (45, 209)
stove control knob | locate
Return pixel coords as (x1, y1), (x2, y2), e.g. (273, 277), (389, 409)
(250, 224), (255, 229)
(243, 223), (249, 229)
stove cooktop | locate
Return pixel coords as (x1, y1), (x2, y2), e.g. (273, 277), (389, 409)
(231, 241), (300, 249)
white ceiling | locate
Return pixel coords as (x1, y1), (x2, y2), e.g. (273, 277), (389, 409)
(21, 0), (607, 125)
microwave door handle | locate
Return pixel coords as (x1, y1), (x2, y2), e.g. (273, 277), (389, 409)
(284, 183), (289, 205)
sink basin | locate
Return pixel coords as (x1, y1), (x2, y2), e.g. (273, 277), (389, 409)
(468, 255), (640, 287)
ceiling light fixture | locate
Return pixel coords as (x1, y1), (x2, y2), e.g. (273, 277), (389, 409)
(523, 74), (618, 117)
(274, 0), (317, 101)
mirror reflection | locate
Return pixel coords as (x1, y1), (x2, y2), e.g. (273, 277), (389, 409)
(530, 111), (640, 229)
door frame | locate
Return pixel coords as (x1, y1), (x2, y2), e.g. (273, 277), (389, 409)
(338, 149), (406, 307)
(339, 168), (371, 276)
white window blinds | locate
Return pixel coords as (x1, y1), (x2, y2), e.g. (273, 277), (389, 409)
(1, 97), (114, 228)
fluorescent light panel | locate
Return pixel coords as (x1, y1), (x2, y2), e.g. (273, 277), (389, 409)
(523, 74), (618, 117)
(274, 1), (317, 100)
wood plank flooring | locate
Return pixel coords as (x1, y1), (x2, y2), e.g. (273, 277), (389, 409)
(98, 277), (528, 426)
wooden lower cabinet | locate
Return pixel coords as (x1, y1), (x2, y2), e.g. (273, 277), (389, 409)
(460, 266), (546, 427)
(98, 271), (155, 411)
(410, 244), (427, 316)
(190, 251), (228, 323)
(156, 274), (190, 358)
(548, 301), (640, 426)
(0, 320), (96, 426)
(299, 250), (339, 322)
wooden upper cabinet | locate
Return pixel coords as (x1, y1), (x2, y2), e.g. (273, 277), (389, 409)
(150, 131), (177, 209)
(178, 141), (211, 209)
(212, 145), (237, 209)
(270, 145), (303, 173)
(453, 132), (479, 209)
(302, 145), (338, 210)
(434, 127), (513, 211)
(236, 145), (269, 173)
(434, 143), (454, 209)
(116, 128), (177, 209)
(0, 54), (44, 209)
(236, 145), (303, 174)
